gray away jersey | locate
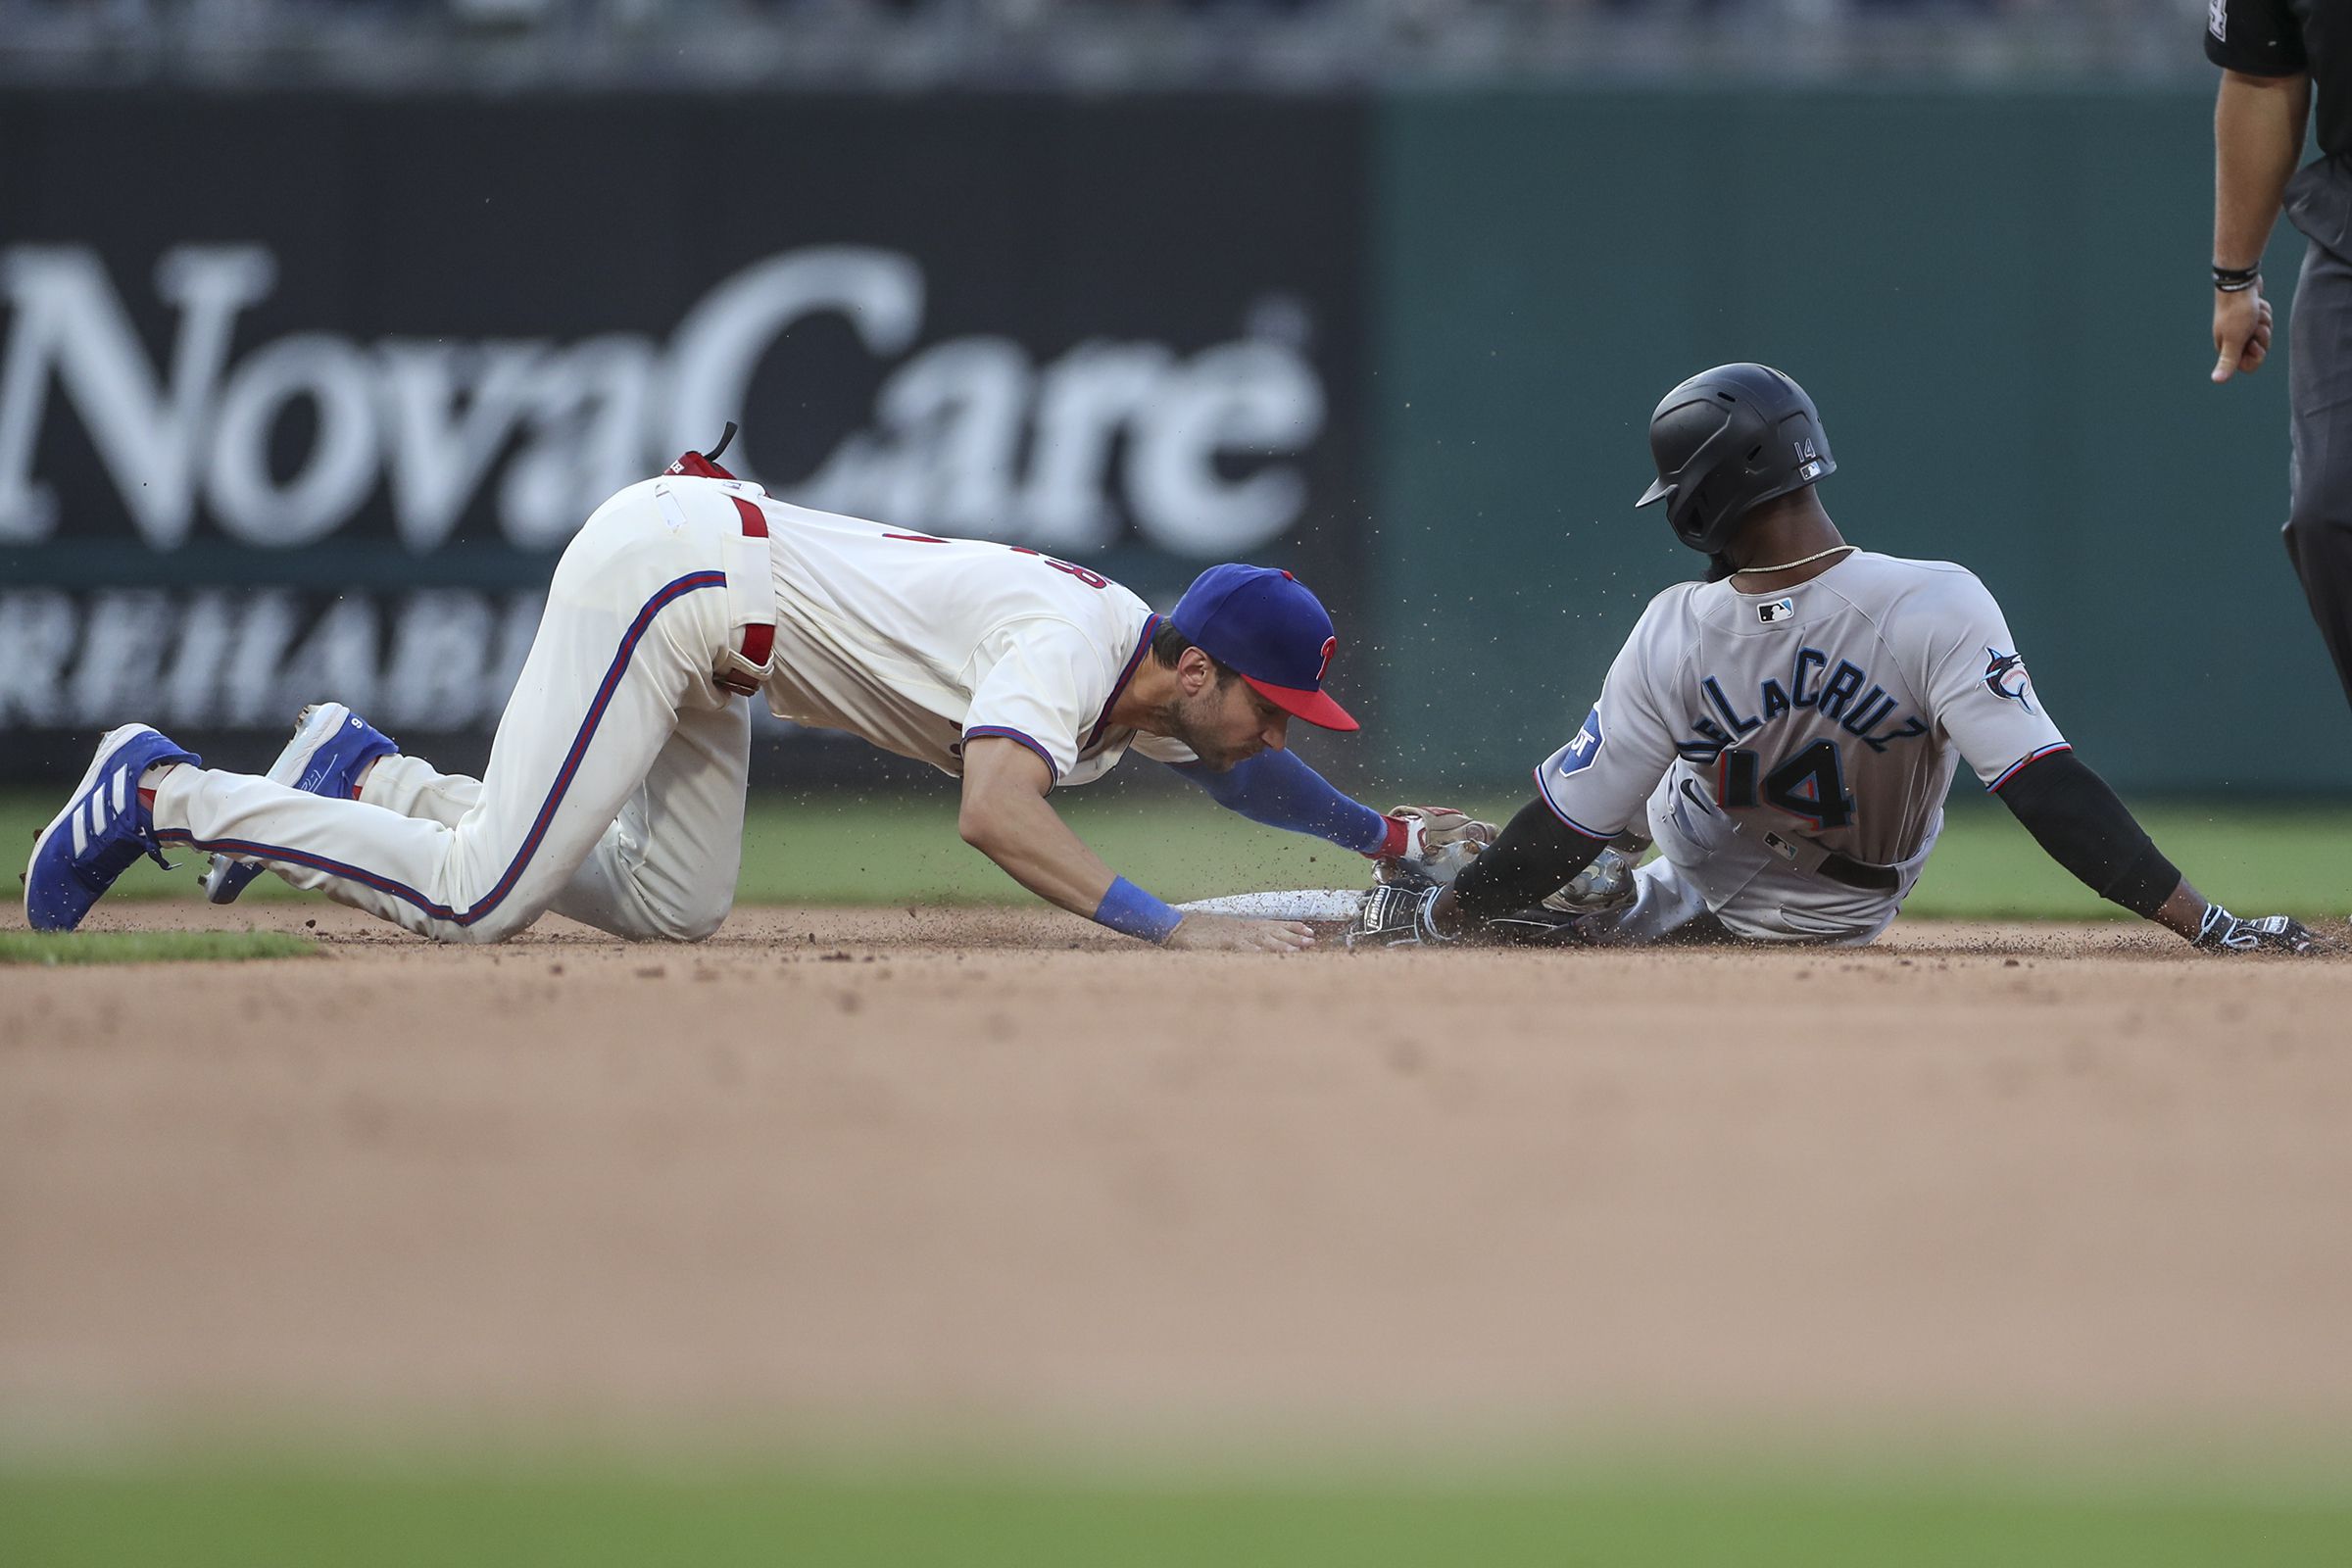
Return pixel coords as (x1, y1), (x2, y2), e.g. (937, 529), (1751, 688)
(1536, 552), (2069, 870)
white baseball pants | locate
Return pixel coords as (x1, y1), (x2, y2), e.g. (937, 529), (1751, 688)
(151, 481), (766, 944)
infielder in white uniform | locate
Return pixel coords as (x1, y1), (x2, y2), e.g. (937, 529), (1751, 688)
(1355, 364), (2329, 955)
(26, 432), (1486, 951)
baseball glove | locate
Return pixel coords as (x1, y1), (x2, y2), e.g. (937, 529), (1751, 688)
(1373, 805), (1498, 890)
(1346, 883), (1595, 950)
(1347, 881), (1448, 949)
(1484, 905), (1598, 946)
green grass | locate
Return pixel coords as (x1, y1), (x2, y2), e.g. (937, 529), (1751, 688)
(4, 1458), (2350, 1568)
(0, 930), (319, 964)
(1910, 804), (2352, 920)
(4, 791), (2347, 920)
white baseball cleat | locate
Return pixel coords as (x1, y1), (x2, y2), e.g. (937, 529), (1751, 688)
(200, 703), (398, 905)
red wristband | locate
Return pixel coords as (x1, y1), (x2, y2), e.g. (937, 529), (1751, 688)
(1369, 813), (1410, 859)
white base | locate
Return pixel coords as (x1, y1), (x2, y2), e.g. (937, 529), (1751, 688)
(1176, 888), (1368, 922)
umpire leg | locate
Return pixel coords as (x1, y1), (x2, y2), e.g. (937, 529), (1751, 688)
(2285, 240), (2352, 715)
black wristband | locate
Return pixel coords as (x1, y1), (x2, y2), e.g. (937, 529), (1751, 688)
(2214, 263), (2261, 293)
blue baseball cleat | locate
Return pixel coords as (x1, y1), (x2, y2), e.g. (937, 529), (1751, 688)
(202, 703), (398, 906)
(24, 724), (203, 932)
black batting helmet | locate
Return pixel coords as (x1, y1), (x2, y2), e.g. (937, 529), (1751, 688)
(1636, 364), (1835, 555)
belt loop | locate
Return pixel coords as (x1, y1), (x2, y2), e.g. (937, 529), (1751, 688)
(719, 493), (775, 695)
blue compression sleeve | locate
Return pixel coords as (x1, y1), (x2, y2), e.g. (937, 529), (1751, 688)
(1167, 751), (1390, 855)
(1093, 876), (1184, 943)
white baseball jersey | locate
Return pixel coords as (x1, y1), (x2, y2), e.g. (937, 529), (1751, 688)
(151, 473), (1194, 947)
(1534, 551), (2068, 941)
(738, 484), (1195, 786)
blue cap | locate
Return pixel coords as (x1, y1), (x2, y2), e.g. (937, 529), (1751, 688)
(1168, 564), (1357, 731)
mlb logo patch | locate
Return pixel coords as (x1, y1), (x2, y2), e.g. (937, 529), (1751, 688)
(1757, 598), (1796, 624)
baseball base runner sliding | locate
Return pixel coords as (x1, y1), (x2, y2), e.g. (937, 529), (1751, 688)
(1352, 364), (2332, 956)
(24, 429), (1491, 950)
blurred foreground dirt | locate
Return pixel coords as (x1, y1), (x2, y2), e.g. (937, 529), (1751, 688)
(4, 904), (2350, 1452)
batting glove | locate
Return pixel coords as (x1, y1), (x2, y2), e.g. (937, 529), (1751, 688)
(2192, 905), (2332, 956)
(1542, 833), (1646, 917)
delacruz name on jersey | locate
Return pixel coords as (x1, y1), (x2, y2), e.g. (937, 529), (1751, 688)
(672, 477), (1194, 787)
(1535, 552), (2070, 870)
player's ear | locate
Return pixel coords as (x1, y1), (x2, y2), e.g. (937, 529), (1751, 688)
(1179, 646), (1216, 694)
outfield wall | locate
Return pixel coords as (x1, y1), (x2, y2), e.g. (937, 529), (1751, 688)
(1374, 89), (2345, 795)
(2, 86), (2341, 794)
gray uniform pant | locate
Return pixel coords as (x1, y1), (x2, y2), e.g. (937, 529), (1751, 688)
(2287, 239), (2352, 714)
(1577, 769), (1932, 949)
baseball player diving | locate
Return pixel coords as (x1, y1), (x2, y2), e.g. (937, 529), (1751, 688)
(1354, 364), (2331, 956)
(25, 430), (1486, 951)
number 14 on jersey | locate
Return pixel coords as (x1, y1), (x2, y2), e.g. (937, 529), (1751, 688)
(1715, 739), (1855, 832)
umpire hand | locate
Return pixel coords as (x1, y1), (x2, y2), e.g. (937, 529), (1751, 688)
(2212, 278), (2275, 383)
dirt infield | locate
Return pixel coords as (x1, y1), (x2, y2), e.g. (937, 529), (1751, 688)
(5, 904), (2351, 1452)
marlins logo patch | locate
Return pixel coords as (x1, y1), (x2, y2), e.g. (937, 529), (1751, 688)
(1983, 648), (2036, 712)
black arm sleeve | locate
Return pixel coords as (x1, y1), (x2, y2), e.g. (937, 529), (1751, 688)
(1993, 751), (2181, 919)
(1450, 798), (1609, 924)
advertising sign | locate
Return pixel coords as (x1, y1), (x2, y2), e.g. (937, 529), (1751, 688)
(0, 93), (1366, 781)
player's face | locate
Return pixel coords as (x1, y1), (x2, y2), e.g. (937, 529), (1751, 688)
(1177, 675), (1292, 769)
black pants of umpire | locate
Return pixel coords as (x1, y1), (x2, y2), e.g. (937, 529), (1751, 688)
(2288, 238), (2352, 715)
